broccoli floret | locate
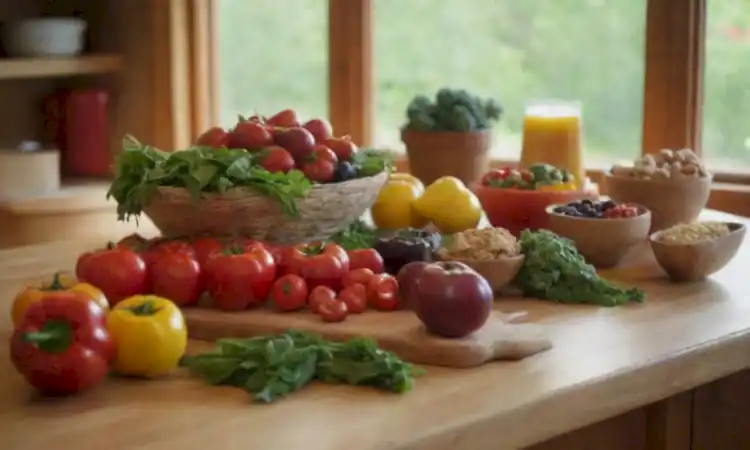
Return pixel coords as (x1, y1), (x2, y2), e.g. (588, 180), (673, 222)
(435, 88), (458, 111)
(484, 98), (503, 121)
(406, 95), (433, 117)
(450, 104), (476, 132)
(406, 111), (437, 131)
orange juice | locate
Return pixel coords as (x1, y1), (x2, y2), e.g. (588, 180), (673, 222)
(520, 100), (584, 189)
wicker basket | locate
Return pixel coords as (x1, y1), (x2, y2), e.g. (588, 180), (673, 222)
(143, 171), (388, 245)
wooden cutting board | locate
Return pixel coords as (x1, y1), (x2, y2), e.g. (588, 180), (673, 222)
(183, 307), (552, 368)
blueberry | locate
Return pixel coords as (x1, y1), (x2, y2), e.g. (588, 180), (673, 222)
(581, 199), (594, 206)
(601, 200), (616, 210)
(333, 161), (357, 182)
(553, 206), (566, 214)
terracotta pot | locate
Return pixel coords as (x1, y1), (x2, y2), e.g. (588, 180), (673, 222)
(401, 129), (492, 187)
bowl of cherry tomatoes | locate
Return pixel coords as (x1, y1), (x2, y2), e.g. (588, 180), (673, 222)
(474, 166), (598, 237)
(545, 199), (651, 268)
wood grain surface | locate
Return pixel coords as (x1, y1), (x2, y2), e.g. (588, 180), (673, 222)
(0, 210), (749, 450)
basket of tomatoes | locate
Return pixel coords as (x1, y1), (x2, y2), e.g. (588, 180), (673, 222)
(108, 109), (390, 245)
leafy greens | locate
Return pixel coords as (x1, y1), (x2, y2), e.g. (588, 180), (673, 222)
(107, 135), (312, 221)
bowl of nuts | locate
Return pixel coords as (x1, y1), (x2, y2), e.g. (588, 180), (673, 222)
(650, 221), (746, 282)
(605, 148), (711, 232)
(436, 227), (525, 292)
(545, 199), (651, 268)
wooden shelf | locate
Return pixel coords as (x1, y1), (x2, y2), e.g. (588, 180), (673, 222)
(0, 179), (114, 215)
(0, 54), (124, 80)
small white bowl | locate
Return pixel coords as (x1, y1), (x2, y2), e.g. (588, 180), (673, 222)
(4, 18), (87, 57)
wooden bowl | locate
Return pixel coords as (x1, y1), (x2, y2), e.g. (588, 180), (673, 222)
(649, 222), (746, 282)
(544, 203), (651, 268)
(443, 255), (526, 292)
(604, 172), (712, 232)
(474, 185), (598, 237)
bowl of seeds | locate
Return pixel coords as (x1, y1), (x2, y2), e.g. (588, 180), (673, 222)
(649, 221), (746, 282)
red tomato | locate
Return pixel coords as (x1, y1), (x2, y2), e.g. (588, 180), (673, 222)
(256, 146), (295, 173)
(322, 136), (357, 162)
(302, 118), (333, 143)
(266, 108), (300, 128)
(228, 120), (273, 150)
(338, 284), (367, 314)
(191, 237), (224, 269)
(76, 245), (148, 306)
(347, 249), (384, 274)
(342, 268), (375, 289)
(288, 243), (349, 290)
(206, 246), (277, 311)
(301, 145), (338, 183)
(318, 299), (348, 323)
(480, 168), (511, 187)
(367, 273), (399, 311)
(115, 233), (152, 252)
(196, 126), (230, 148)
(150, 251), (205, 306)
(153, 240), (195, 256)
(308, 285), (336, 314)
(270, 274), (309, 312)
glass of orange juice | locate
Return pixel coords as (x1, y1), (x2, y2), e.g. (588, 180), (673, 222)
(519, 99), (584, 189)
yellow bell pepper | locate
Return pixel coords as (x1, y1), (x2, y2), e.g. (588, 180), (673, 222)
(11, 272), (108, 326)
(537, 181), (576, 192)
(389, 172), (425, 194)
(371, 179), (429, 229)
(413, 176), (482, 233)
(107, 295), (188, 378)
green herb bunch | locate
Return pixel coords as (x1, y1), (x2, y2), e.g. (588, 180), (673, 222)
(180, 330), (422, 404)
(107, 135), (312, 221)
(513, 229), (645, 306)
(404, 87), (503, 132)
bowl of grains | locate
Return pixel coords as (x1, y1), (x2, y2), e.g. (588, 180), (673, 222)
(436, 227), (524, 292)
(605, 148), (712, 232)
(649, 221), (746, 282)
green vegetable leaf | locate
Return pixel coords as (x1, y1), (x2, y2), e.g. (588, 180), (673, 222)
(513, 230), (645, 306)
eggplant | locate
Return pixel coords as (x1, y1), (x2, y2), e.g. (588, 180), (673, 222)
(374, 228), (442, 275)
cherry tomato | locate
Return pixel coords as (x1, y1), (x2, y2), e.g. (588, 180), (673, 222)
(367, 273), (400, 311)
(256, 146), (295, 173)
(318, 299), (348, 323)
(266, 108), (300, 128)
(288, 243), (349, 290)
(76, 245), (148, 306)
(301, 145), (338, 183)
(342, 268), (375, 289)
(322, 136), (357, 162)
(228, 120), (273, 150)
(338, 284), (367, 314)
(206, 246), (277, 311)
(270, 274), (309, 312)
(347, 248), (384, 274)
(302, 118), (333, 143)
(150, 251), (205, 306)
(480, 168), (511, 187)
(196, 126), (230, 148)
(308, 285), (337, 314)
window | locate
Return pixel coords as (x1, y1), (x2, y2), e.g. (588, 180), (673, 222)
(372, 0), (647, 168)
(702, 0), (750, 172)
(216, 0), (328, 128)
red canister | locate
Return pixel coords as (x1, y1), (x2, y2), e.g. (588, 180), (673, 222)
(44, 88), (111, 177)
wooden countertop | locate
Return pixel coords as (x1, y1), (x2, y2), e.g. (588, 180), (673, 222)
(1, 210), (750, 450)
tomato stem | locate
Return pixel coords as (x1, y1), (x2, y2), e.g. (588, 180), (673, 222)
(22, 319), (73, 353)
(106, 241), (116, 250)
(301, 243), (325, 256)
(126, 300), (162, 316)
(44, 272), (65, 291)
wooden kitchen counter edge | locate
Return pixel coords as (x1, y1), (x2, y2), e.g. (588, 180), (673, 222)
(1, 210), (749, 450)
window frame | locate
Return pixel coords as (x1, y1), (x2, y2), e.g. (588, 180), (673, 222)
(174, 0), (750, 216)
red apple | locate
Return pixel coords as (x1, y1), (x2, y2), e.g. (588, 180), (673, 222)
(267, 108), (300, 128)
(396, 261), (429, 310)
(323, 136), (358, 161)
(413, 261), (493, 338)
(273, 127), (316, 160)
(195, 126), (230, 148)
(303, 118), (333, 143)
(228, 121), (273, 150)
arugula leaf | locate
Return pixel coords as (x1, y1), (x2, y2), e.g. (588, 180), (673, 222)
(180, 330), (422, 404)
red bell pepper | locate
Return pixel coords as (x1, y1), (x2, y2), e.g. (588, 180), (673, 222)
(10, 293), (113, 395)
(287, 243), (350, 290)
